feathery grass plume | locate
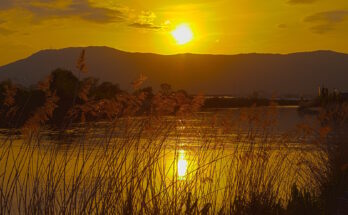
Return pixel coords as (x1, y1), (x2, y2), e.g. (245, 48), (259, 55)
(174, 91), (205, 116)
(68, 50), (94, 123)
(190, 93), (205, 112)
(69, 50), (145, 123)
(0, 80), (19, 121)
(3, 81), (17, 107)
(151, 93), (176, 115)
(69, 78), (125, 122)
(76, 49), (87, 74)
(98, 99), (122, 120)
(115, 93), (142, 116)
(131, 73), (148, 90)
(150, 83), (175, 115)
(68, 102), (95, 123)
(22, 75), (59, 134)
(173, 90), (191, 115)
(78, 77), (96, 102)
(150, 86), (204, 116)
(67, 99), (122, 123)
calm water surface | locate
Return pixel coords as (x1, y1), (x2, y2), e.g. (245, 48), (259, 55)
(0, 106), (324, 210)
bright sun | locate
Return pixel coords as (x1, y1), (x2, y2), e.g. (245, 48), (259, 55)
(171, 24), (194, 45)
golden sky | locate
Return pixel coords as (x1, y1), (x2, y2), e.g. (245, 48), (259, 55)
(0, 0), (348, 66)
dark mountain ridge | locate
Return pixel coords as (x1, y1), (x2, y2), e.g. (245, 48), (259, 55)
(0, 46), (347, 96)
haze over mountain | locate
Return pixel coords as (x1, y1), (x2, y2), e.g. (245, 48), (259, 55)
(0, 46), (347, 97)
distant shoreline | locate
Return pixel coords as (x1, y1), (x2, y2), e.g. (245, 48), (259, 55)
(202, 97), (300, 109)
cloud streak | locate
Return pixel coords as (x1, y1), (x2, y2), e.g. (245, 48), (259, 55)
(278, 24), (288, 29)
(0, 27), (14, 35)
(287, 0), (319, 5)
(0, 0), (13, 10)
(24, 0), (126, 24)
(129, 23), (161, 29)
(128, 11), (163, 30)
(304, 10), (348, 34)
(0, 0), (163, 31)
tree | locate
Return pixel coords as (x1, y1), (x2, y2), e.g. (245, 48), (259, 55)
(160, 83), (172, 96)
(50, 69), (79, 99)
(92, 82), (122, 100)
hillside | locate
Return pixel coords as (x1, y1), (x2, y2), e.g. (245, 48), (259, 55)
(0, 47), (347, 96)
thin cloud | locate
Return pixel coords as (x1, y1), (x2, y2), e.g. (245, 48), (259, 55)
(129, 11), (162, 30)
(25, 0), (126, 24)
(278, 24), (288, 29)
(129, 23), (161, 30)
(304, 10), (348, 34)
(0, 27), (15, 35)
(287, 0), (319, 4)
(0, 0), (126, 24)
(0, 0), (13, 10)
(0, 0), (162, 31)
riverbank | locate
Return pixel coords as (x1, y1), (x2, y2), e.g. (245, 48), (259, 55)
(203, 96), (300, 109)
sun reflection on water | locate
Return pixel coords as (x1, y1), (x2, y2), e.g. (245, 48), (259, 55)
(177, 150), (188, 180)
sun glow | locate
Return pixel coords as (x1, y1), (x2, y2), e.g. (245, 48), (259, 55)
(171, 24), (194, 45)
(177, 150), (188, 180)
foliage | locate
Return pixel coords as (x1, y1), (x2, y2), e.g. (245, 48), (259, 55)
(0, 70), (203, 128)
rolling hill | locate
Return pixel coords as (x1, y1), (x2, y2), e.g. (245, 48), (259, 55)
(0, 46), (347, 97)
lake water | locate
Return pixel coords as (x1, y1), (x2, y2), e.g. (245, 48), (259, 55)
(0, 106), (326, 213)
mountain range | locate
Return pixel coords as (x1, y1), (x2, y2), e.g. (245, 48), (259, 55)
(0, 46), (347, 97)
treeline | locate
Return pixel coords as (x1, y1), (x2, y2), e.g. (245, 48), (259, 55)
(0, 68), (204, 130)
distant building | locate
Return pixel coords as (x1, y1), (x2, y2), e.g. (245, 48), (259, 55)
(318, 86), (329, 98)
(317, 86), (348, 102)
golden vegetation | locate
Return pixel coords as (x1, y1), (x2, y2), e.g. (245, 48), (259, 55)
(22, 76), (59, 134)
(0, 50), (347, 214)
(0, 102), (346, 214)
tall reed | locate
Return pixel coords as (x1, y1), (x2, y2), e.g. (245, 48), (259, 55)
(0, 104), (336, 214)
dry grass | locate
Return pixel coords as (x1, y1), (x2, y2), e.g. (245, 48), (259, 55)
(0, 104), (337, 214)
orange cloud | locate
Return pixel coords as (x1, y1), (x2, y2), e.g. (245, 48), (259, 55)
(305, 10), (348, 34)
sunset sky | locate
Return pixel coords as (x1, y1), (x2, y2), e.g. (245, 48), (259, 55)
(0, 0), (348, 66)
